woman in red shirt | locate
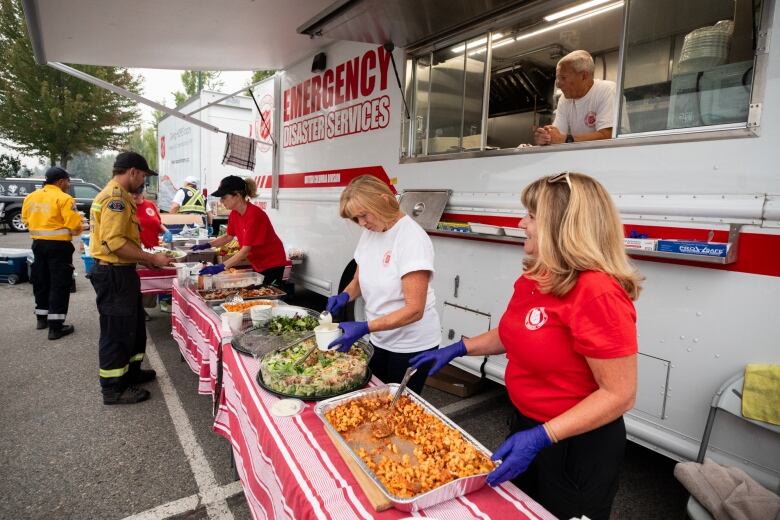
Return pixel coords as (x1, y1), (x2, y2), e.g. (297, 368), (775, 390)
(132, 188), (167, 249)
(411, 172), (642, 520)
(195, 176), (287, 285)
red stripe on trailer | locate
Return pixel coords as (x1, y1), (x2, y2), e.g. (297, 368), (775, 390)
(261, 166), (397, 193)
(442, 212), (524, 228)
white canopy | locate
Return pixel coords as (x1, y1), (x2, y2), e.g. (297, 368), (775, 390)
(23, 0), (334, 70)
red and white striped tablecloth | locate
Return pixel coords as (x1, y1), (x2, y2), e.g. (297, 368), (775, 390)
(139, 267), (177, 295)
(213, 345), (556, 520)
(171, 278), (227, 396)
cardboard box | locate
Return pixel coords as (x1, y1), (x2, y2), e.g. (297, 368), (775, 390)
(656, 240), (729, 257)
(624, 238), (657, 251)
(425, 364), (483, 398)
(161, 214), (205, 226)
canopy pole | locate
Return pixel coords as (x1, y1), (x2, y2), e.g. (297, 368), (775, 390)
(48, 62), (222, 133)
(186, 76), (276, 117)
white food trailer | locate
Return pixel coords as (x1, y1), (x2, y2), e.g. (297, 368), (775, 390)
(22, 0), (780, 490)
(156, 90), (256, 211)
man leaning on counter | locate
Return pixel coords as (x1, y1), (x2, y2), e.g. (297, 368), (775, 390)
(534, 50), (617, 146)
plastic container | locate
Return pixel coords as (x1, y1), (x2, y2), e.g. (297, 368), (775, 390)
(314, 323), (342, 351)
(81, 254), (95, 275)
(213, 270), (264, 289)
(467, 222), (505, 236)
(0, 248), (32, 284)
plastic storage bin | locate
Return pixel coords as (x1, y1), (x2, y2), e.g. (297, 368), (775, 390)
(81, 254), (95, 274)
(0, 248), (32, 284)
(212, 270), (264, 289)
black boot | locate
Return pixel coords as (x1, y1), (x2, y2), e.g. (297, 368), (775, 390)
(103, 386), (151, 405)
(48, 324), (74, 340)
(36, 316), (48, 330)
(128, 368), (157, 385)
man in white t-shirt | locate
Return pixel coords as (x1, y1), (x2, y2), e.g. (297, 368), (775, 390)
(534, 50), (616, 146)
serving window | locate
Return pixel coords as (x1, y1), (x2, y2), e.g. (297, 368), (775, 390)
(400, 0), (766, 160)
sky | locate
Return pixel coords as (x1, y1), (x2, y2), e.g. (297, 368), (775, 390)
(133, 68), (255, 125)
(1, 68), (254, 169)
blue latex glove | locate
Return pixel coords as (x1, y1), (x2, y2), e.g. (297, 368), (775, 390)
(207, 226), (213, 236)
(199, 263), (225, 275)
(326, 292), (350, 316)
(191, 242), (211, 251)
(486, 425), (552, 487)
(328, 321), (369, 352)
(162, 230), (173, 244)
(409, 340), (467, 376)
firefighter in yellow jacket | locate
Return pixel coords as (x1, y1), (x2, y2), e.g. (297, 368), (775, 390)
(89, 152), (172, 405)
(21, 166), (84, 339)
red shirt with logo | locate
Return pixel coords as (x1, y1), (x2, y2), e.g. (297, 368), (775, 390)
(227, 202), (287, 273)
(498, 271), (637, 422)
(135, 199), (163, 249)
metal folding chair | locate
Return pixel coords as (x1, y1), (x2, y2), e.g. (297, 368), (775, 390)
(687, 372), (780, 519)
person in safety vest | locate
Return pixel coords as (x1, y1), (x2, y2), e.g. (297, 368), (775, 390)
(89, 152), (173, 405)
(21, 166), (84, 340)
(169, 176), (207, 215)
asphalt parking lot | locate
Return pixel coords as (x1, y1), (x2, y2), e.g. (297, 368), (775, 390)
(0, 231), (689, 519)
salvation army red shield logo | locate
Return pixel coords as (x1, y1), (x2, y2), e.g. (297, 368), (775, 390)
(145, 207), (156, 217)
(256, 94), (274, 154)
(525, 307), (548, 330)
(584, 111), (597, 128)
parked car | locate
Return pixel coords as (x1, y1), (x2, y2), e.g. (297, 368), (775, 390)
(0, 177), (101, 232)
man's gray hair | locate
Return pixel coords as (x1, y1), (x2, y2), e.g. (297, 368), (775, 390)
(558, 50), (595, 76)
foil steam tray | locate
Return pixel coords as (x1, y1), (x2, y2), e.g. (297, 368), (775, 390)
(314, 384), (493, 512)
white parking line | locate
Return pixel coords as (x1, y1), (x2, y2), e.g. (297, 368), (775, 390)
(121, 482), (243, 520)
(125, 335), (237, 520)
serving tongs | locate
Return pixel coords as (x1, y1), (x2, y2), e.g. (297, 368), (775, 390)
(372, 366), (417, 438)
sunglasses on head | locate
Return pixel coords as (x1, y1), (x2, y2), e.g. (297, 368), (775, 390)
(547, 172), (572, 190)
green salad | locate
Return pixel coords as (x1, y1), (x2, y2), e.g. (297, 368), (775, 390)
(259, 339), (368, 397)
(266, 314), (319, 335)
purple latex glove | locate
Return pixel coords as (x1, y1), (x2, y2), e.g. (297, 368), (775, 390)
(199, 263), (225, 275)
(486, 425), (552, 486)
(326, 292), (350, 316)
(191, 242), (211, 251)
(328, 321), (369, 352)
(409, 340), (466, 376)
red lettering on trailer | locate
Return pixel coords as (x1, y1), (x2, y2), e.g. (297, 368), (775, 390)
(282, 46), (391, 123)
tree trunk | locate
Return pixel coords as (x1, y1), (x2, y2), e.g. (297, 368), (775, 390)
(60, 152), (69, 169)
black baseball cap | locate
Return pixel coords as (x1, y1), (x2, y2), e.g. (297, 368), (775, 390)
(113, 151), (158, 176)
(212, 175), (247, 197)
(44, 166), (70, 184)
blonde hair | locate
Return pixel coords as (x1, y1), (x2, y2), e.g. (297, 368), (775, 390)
(243, 177), (257, 199)
(521, 172), (642, 300)
(339, 175), (401, 224)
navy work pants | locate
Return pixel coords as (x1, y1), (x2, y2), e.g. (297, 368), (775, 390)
(31, 239), (74, 328)
(89, 264), (146, 394)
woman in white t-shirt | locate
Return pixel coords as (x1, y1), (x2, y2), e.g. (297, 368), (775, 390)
(326, 175), (441, 394)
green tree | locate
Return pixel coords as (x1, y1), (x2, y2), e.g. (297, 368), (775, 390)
(68, 152), (116, 187)
(125, 126), (158, 172)
(0, 0), (141, 168)
(249, 70), (275, 85)
(172, 70), (224, 106)
(0, 153), (21, 177)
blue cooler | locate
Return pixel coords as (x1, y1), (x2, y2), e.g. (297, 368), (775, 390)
(81, 254), (95, 274)
(0, 248), (32, 284)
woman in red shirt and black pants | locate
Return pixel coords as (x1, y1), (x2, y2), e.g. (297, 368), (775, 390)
(411, 172), (642, 520)
(195, 176), (287, 285)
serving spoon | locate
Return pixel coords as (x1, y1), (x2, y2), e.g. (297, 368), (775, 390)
(372, 366), (417, 438)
